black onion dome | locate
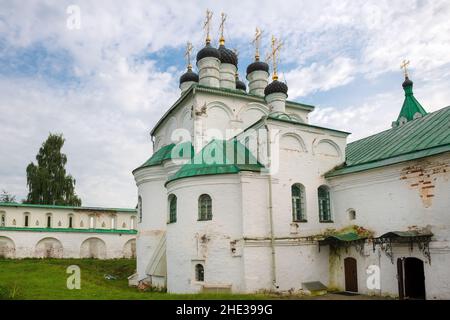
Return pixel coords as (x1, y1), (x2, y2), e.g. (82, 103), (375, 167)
(179, 70), (199, 85)
(218, 45), (238, 66)
(246, 60), (269, 75)
(236, 79), (246, 91)
(264, 80), (288, 96)
(402, 77), (413, 88)
(196, 44), (220, 62)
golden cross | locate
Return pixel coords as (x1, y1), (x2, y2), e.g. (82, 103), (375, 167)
(266, 35), (283, 80)
(219, 12), (227, 44)
(400, 59), (410, 78)
(184, 42), (193, 70)
(252, 27), (263, 60)
(203, 9), (213, 44)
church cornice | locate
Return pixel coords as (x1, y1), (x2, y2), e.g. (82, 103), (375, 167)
(150, 84), (315, 136)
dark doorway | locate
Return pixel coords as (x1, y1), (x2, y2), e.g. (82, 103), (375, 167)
(397, 257), (426, 300)
(344, 257), (358, 292)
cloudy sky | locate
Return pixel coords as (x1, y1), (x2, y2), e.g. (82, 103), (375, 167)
(0, 0), (449, 208)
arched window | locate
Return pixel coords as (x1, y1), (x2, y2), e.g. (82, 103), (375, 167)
(291, 184), (306, 222)
(24, 213), (30, 227)
(46, 213), (52, 228)
(348, 209), (356, 220)
(318, 186), (332, 222)
(130, 216), (136, 230)
(68, 214), (74, 228)
(198, 194), (212, 221)
(111, 215), (117, 229)
(138, 196), (143, 223)
(1, 211), (6, 227)
(195, 264), (204, 282)
(89, 215), (95, 229)
(168, 194), (177, 223)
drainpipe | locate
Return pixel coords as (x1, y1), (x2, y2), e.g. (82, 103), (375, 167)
(264, 119), (278, 290)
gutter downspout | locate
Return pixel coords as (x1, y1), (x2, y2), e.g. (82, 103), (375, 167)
(264, 119), (278, 290)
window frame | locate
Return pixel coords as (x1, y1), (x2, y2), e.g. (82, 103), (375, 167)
(168, 194), (177, 224)
(318, 185), (332, 222)
(130, 216), (136, 230)
(89, 215), (95, 229)
(291, 183), (307, 222)
(46, 213), (52, 228)
(68, 214), (74, 228)
(195, 264), (205, 282)
(0, 212), (5, 227)
(24, 212), (30, 227)
(348, 209), (356, 221)
(111, 214), (117, 229)
(198, 194), (212, 221)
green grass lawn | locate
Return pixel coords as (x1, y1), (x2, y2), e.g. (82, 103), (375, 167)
(0, 258), (268, 300)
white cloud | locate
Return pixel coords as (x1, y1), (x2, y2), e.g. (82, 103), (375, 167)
(1, 0), (450, 207)
(310, 92), (401, 142)
(284, 57), (356, 99)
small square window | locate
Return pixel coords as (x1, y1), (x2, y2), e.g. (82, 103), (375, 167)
(348, 209), (356, 220)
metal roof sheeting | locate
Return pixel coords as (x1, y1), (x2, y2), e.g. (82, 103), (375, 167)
(327, 106), (450, 177)
(166, 139), (263, 185)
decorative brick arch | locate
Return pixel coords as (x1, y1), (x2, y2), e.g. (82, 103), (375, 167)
(0, 236), (15, 258)
(35, 237), (63, 258)
(206, 101), (235, 119)
(123, 239), (136, 259)
(280, 132), (307, 153)
(80, 237), (107, 259)
(313, 139), (342, 158)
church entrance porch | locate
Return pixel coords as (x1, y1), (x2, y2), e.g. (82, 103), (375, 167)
(344, 257), (358, 293)
(397, 257), (426, 300)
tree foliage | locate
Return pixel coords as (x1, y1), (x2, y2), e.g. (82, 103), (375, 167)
(25, 133), (82, 206)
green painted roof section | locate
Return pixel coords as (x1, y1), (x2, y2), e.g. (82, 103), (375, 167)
(0, 202), (136, 213)
(379, 230), (433, 238)
(326, 106), (450, 177)
(322, 232), (366, 242)
(167, 139), (263, 184)
(396, 79), (427, 124)
(0, 226), (137, 234)
(133, 141), (194, 173)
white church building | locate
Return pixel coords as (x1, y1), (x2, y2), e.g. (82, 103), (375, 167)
(132, 15), (450, 299)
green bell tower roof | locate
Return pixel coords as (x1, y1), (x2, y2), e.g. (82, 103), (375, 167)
(394, 74), (427, 127)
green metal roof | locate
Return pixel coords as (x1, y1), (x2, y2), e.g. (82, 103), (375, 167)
(0, 226), (137, 234)
(326, 106), (450, 177)
(396, 79), (427, 124)
(0, 202), (136, 213)
(321, 232), (366, 243)
(133, 141), (194, 173)
(166, 139), (263, 185)
(378, 230), (433, 239)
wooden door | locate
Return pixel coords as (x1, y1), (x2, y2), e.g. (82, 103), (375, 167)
(344, 257), (358, 292)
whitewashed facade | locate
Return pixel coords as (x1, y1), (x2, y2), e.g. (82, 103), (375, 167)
(133, 37), (450, 299)
(0, 203), (137, 259)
